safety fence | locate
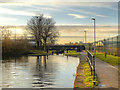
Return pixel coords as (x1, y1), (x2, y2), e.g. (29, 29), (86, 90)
(87, 35), (120, 56)
(86, 50), (96, 85)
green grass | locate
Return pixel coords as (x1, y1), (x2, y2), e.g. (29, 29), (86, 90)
(65, 50), (80, 56)
(90, 52), (119, 66)
(83, 62), (99, 88)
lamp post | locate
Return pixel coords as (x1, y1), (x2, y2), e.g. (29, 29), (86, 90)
(91, 18), (96, 85)
(91, 18), (96, 55)
(84, 31), (86, 50)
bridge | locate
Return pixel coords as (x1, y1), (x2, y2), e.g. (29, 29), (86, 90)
(11, 36), (86, 52)
(46, 45), (85, 51)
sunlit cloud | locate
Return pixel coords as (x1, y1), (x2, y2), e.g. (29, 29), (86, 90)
(36, 14), (52, 18)
(96, 14), (107, 17)
(0, 17), (17, 21)
(0, 0), (119, 3)
(0, 2), (117, 26)
(0, 7), (52, 18)
(37, 7), (57, 11)
(0, 17), (18, 25)
(0, 2), (117, 8)
(68, 14), (87, 19)
(69, 9), (108, 18)
(0, 7), (35, 16)
(0, 2), (32, 6)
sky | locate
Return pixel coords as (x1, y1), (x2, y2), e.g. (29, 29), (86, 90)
(0, 2), (118, 25)
(0, 1), (118, 44)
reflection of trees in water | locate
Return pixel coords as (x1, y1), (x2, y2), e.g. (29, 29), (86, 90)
(35, 55), (56, 82)
(36, 56), (47, 79)
(14, 56), (28, 67)
(2, 56), (29, 87)
(36, 56), (41, 71)
(36, 56), (48, 71)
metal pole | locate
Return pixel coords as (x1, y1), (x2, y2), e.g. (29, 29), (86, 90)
(84, 31), (86, 50)
(94, 19), (96, 56)
(91, 18), (96, 85)
(94, 19), (96, 82)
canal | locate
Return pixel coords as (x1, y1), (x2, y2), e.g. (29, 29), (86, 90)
(2, 55), (79, 88)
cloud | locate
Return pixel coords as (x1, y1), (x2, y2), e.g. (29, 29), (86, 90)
(96, 14), (107, 17)
(56, 25), (118, 36)
(0, 17), (18, 25)
(0, 7), (35, 16)
(36, 14), (52, 18)
(69, 9), (108, 18)
(0, 2), (117, 7)
(38, 7), (57, 11)
(0, 17), (17, 21)
(68, 14), (87, 19)
(0, 7), (52, 18)
(0, 0), (119, 3)
(0, 2), (32, 6)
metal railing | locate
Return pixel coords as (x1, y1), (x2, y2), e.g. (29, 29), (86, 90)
(86, 50), (96, 84)
(87, 35), (119, 56)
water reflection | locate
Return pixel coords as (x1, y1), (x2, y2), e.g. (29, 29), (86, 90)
(2, 55), (79, 88)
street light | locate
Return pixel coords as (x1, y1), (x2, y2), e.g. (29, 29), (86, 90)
(84, 31), (86, 50)
(91, 18), (96, 84)
(91, 18), (96, 56)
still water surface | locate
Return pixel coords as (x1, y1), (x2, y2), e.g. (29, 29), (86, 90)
(2, 55), (79, 88)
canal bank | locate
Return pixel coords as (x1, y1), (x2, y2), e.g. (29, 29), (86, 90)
(65, 51), (99, 88)
(78, 52), (119, 88)
(73, 54), (99, 88)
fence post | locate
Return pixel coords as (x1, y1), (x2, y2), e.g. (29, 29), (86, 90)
(93, 55), (96, 85)
(112, 37), (113, 55)
(117, 36), (118, 56)
(98, 41), (100, 53)
(87, 50), (96, 85)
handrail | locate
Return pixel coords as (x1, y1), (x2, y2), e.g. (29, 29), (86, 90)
(86, 50), (96, 85)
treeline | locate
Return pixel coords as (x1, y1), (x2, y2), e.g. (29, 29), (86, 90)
(1, 26), (31, 58)
(2, 38), (31, 57)
(1, 14), (59, 58)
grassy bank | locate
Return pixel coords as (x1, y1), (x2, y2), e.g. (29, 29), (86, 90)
(65, 50), (80, 57)
(74, 60), (99, 88)
(83, 62), (99, 88)
(90, 52), (119, 66)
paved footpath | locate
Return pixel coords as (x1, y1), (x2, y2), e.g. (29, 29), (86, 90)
(80, 52), (118, 88)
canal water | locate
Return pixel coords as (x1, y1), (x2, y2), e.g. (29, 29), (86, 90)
(2, 55), (79, 88)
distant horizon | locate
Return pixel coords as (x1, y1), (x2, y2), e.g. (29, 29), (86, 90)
(0, 25), (118, 44)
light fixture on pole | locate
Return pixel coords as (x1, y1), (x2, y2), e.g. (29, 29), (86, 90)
(91, 18), (96, 55)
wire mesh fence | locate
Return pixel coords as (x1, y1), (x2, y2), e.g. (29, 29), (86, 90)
(87, 35), (120, 56)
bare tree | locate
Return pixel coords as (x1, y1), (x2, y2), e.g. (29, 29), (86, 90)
(0, 26), (12, 39)
(27, 14), (59, 50)
(27, 15), (44, 48)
